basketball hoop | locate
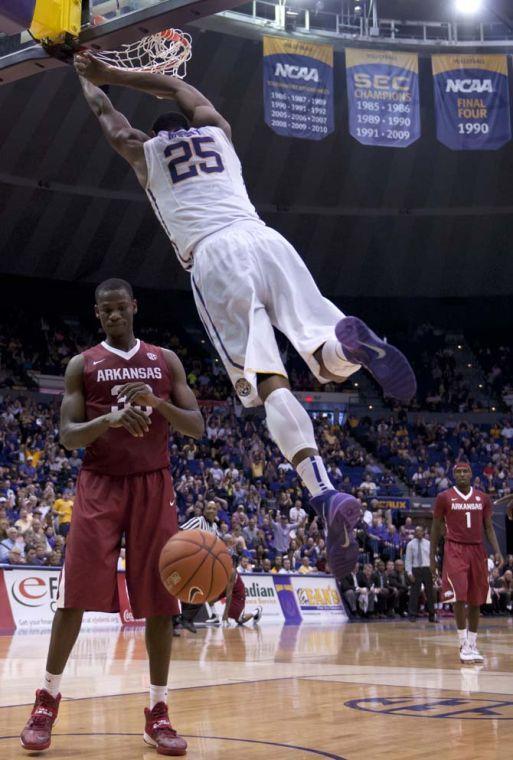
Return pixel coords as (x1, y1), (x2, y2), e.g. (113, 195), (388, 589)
(94, 28), (192, 78)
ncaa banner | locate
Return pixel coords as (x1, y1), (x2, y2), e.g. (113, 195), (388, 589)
(345, 48), (420, 148)
(263, 36), (334, 140)
(432, 54), (511, 150)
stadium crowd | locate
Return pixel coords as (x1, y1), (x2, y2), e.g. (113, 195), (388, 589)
(1, 317), (513, 619)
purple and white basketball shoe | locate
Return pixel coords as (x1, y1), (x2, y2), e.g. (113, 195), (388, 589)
(335, 316), (417, 403)
(310, 490), (361, 581)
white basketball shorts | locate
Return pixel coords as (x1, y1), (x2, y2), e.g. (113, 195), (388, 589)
(191, 221), (354, 407)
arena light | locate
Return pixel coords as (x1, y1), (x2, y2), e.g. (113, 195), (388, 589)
(454, 0), (483, 14)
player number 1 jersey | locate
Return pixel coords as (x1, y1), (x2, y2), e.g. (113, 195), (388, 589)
(433, 487), (492, 544)
(144, 126), (263, 270)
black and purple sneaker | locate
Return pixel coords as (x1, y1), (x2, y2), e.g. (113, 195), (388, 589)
(310, 490), (361, 581)
(335, 316), (417, 403)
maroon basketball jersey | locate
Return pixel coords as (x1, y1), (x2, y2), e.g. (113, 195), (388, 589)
(81, 339), (172, 476)
(433, 487), (492, 544)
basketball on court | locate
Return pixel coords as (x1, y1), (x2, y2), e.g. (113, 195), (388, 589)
(159, 529), (233, 604)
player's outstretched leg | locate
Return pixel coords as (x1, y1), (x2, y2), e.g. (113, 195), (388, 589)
(259, 375), (361, 581)
(335, 316), (417, 403)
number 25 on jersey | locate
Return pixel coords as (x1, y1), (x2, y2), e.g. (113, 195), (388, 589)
(165, 136), (225, 184)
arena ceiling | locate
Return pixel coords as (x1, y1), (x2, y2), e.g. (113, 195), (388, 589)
(1, 20), (513, 298)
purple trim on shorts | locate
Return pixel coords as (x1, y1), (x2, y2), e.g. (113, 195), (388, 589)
(145, 187), (190, 267)
(191, 275), (245, 371)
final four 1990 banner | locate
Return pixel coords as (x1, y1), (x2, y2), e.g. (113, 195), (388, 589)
(345, 48), (420, 148)
(432, 54), (511, 150)
(263, 36), (334, 140)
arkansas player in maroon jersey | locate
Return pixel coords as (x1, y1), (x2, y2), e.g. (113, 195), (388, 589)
(20, 278), (204, 756)
(430, 462), (503, 665)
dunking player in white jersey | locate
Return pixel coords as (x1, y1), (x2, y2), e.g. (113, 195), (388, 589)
(75, 52), (417, 580)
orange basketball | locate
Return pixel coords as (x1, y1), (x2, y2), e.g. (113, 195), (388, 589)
(159, 529), (233, 605)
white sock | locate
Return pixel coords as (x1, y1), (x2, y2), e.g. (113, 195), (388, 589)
(42, 671), (62, 698)
(296, 455), (335, 498)
(150, 684), (168, 710)
(321, 338), (361, 379)
(264, 387), (318, 462)
(467, 630), (477, 648)
(457, 629), (467, 647)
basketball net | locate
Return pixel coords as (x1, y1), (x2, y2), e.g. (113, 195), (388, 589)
(94, 28), (192, 78)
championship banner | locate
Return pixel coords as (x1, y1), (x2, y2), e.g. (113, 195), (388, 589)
(432, 54), (511, 150)
(345, 48), (420, 148)
(263, 36), (334, 140)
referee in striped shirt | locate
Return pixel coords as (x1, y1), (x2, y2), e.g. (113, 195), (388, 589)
(178, 501), (221, 632)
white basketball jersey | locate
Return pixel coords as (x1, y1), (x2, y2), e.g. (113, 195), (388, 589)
(144, 126), (263, 269)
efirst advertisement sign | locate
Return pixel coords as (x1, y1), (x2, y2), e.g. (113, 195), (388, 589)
(0, 568), (119, 629)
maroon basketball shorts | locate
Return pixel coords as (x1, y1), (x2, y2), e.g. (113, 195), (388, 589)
(57, 468), (179, 618)
(441, 540), (489, 606)
(227, 573), (246, 621)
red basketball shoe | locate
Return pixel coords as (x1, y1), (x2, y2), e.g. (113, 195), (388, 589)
(20, 689), (61, 751)
(144, 702), (187, 756)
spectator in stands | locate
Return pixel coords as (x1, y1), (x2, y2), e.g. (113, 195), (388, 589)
(237, 556), (252, 574)
(372, 560), (394, 617)
(341, 563), (365, 618)
(52, 488), (73, 537)
(270, 512), (300, 555)
(0, 526), (18, 562)
(367, 515), (388, 559)
(6, 547), (24, 565)
(405, 526), (435, 622)
(359, 474), (378, 497)
(501, 555), (513, 576)
(271, 556), (284, 574)
(298, 556), (313, 575)
(289, 499), (307, 524)
(388, 559), (411, 616)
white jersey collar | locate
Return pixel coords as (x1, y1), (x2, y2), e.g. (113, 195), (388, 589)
(453, 486), (473, 501)
(101, 339), (141, 361)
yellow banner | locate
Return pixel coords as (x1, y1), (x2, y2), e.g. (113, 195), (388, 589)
(432, 54), (508, 76)
(263, 35), (333, 67)
(345, 48), (418, 74)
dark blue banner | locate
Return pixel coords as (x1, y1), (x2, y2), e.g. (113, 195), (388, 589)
(263, 36), (334, 141)
(432, 54), (511, 150)
(345, 48), (420, 148)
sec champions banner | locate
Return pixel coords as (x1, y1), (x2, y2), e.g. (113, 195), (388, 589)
(345, 48), (420, 148)
(263, 36), (334, 140)
(432, 55), (511, 150)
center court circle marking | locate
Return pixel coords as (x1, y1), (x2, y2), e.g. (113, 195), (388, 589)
(0, 733), (347, 758)
(345, 696), (513, 720)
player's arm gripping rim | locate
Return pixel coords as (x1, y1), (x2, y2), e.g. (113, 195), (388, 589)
(76, 73), (149, 186)
(74, 51), (232, 140)
(114, 349), (205, 439)
(60, 354), (151, 449)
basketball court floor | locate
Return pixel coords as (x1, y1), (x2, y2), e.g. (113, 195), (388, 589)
(1, 618), (512, 759)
